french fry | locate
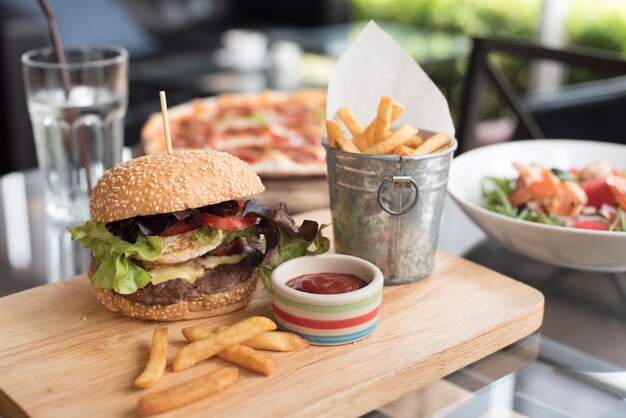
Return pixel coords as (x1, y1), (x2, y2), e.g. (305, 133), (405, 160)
(432, 144), (450, 153)
(336, 135), (361, 153)
(391, 144), (413, 157)
(217, 344), (274, 376)
(391, 101), (405, 120)
(181, 326), (274, 376)
(373, 96), (393, 144)
(173, 316), (276, 372)
(353, 134), (369, 151)
(404, 134), (426, 148)
(184, 326), (309, 352)
(181, 326), (213, 342)
(365, 101), (405, 147)
(411, 132), (452, 155)
(137, 367), (238, 416)
(325, 120), (342, 148)
(244, 331), (310, 352)
(134, 327), (168, 389)
(337, 107), (363, 137)
(361, 124), (375, 148)
(364, 124), (418, 155)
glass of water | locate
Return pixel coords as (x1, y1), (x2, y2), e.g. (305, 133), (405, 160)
(22, 46), (128, 225)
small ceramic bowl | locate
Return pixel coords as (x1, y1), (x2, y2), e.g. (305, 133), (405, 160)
(270, 254), (384, 346)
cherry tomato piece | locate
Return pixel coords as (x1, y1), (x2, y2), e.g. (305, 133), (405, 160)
(573, 219), (609, 231)
(201, 213), (256, 230)
(160, 219), (199, 236)
(580, 178), (616, 209)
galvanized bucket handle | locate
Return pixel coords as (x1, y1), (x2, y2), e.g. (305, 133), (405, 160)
(377, 176), (419, 216)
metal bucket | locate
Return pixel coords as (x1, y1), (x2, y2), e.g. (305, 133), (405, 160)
(324, 136), (457, 284)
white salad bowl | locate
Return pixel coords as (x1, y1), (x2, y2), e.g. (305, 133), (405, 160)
(448, 139), (626, 272)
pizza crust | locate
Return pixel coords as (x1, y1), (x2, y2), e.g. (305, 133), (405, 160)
(141, 90), (327, 177)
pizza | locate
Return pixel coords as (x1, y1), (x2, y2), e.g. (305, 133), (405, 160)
(141, 89), (327, 177)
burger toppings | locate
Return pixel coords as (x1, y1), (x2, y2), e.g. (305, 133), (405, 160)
(68, 199), (329, 298)
(143, 253), (247, 286)
(104, 199), (248, 243)
(127, 260), (255, 306)
(70, 221), (162, 294)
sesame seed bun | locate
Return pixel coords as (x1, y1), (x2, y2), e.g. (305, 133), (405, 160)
(89, 271), (258, 321)
(90, 150), (265, 223)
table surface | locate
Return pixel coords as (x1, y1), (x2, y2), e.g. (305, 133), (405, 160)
(0, 169), (624, 418)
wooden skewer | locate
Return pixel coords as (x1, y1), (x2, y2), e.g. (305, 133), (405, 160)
(159, 91), (173, 154)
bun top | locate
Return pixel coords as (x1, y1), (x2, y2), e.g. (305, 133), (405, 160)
(90, 150), (265, 223)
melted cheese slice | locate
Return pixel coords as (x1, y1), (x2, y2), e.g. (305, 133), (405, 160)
(148, 253), (246, 286)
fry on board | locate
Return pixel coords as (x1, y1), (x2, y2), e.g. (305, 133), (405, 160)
(137, 367), (238, 416)
(173, 316), (276, 372)
(134, 327), (168, 389)
(181, 326), (274, 376)
(244, 331), (310, 352)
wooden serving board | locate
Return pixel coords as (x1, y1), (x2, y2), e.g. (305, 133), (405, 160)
(0, 210), (544, 418)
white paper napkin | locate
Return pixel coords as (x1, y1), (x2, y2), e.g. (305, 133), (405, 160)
(327, 21), (455, 137)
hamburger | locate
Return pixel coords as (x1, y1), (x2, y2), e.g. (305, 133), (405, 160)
(69, 150), (328, 321)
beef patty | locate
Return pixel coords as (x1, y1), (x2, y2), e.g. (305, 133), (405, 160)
(124, 258), (255, 305)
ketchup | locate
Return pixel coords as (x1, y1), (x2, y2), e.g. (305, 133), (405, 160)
(285, 273), (368, 295)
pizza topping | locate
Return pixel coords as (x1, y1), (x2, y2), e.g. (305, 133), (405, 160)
(228, 146), (265, 164)
(160, 93), (326, 166)
(282, 148), (321, 163)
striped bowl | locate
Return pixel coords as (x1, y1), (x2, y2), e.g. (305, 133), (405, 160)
(270, 254), (384, 346)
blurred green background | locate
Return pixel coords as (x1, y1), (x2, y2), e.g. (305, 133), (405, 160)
(351, 0), (626, 121)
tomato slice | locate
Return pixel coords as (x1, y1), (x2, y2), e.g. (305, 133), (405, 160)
(607, 176), (626, 211)
(160, 219), (199, 236)
(580, 178), (616, 209)
(201, 213), (257, 230)
(573, 219), (609, 231)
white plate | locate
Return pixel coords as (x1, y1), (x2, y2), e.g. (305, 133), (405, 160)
(447, 140), (626, 272)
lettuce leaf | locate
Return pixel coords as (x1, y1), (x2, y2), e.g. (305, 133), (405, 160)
(194, 226), (223, 245)
(68, 222), (162, 294)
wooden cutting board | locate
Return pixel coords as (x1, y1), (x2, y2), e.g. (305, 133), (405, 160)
(0, 210), (543, 418)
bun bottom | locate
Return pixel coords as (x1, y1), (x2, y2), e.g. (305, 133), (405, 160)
(88, 272), (258, 321)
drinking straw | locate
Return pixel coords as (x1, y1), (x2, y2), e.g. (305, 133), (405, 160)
(36, 0), (93, 195)
(36, 0), (71, 96)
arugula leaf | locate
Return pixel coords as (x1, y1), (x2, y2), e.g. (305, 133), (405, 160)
(481, 177), (518, 218)
(244, 200), (330, 291)
(618, 207), (626, 232)
(314, 224), (331, 253)
(537, 213), (563, 226)
(68, 222), (162, 294)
